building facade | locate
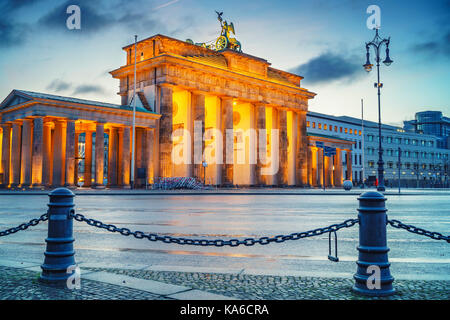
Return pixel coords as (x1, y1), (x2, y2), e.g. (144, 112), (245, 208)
(404, 111), (450, 149)
(306, 111), (450, 187)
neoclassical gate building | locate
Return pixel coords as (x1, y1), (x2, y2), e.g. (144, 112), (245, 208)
(0, 33), (354, 188)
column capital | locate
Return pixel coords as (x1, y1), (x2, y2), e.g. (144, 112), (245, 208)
(159, 82), (176, 89)
(254, 102), (267, 108)
(189, 90), (206, 97)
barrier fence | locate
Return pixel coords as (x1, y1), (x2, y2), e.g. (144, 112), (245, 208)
(0, 188), (448, 297)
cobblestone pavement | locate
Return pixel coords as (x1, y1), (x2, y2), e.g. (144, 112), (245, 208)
(1, 265), (449, 300)
(0, 266), (172, 300)
(85, 268), (450, 300)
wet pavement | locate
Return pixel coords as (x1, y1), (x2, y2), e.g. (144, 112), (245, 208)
(0, 189), (449, 281)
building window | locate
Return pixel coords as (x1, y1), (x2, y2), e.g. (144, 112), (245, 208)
(368, 161), (375, 168)
(344, 128), (348, 134)
(359, 130), (362, 136)
(318, 123), (322, 129)
(306, 121), (310, 127)
(335, 126), (338, 132)
(340, 127), (343, 133)
(329, 125), (333, 131)
(324, 124), (327, 130)
(350, 129), (353, 134)
(405, 139), (410, 145)
(387, 137), (392, 143)
(368, 135), (373, 142)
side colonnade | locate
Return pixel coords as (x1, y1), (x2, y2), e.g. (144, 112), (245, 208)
(0, 118), (155, 189)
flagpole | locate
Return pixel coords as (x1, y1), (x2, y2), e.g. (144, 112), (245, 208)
(131, 35), (137, 189)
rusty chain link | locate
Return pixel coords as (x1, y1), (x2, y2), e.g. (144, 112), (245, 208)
(387, 219), (450, 243)
(0, 213), (48, 237)
(70, 211), (359, 247)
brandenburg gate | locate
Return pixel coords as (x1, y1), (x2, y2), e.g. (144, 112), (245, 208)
(0, 22), (354, 188)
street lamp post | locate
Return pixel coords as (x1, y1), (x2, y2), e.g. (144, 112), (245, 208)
(363, 28), (393, 192)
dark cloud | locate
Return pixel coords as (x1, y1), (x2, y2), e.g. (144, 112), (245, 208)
(73, 84), (105, 95)
(0, 20), (29, 48)
(0, 0), (39, 12)
(412, 31), (450, 58)
(290, 52), (363, 84)
(46, 79), (72, 92)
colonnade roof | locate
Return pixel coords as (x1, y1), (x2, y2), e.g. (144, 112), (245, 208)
(0, 90), (155, 114)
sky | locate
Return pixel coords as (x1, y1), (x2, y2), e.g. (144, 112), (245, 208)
(0, 0), (449, 126)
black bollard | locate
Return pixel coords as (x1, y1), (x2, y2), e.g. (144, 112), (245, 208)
(39, 188), (76, 287)
(352, 191), (395, 296)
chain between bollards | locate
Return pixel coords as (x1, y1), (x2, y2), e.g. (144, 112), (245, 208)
(70, 211), (359, 247)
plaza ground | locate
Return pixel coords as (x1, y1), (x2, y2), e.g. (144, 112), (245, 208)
(0, 188), (449, 299)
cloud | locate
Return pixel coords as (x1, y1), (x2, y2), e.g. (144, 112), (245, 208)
(290, 52), (364, 84)
(73, 84), (105, 95)
(46, 79), (72, 92)
(0, 20), (29, 48)
(0, 0), (39, 12)
(411, 31), (450, 58)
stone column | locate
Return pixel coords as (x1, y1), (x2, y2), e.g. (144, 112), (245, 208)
(318, 147), (324, 187)
(74, 132), (79, 186)
(42, 121), (53, 186)
(346, 150), (353, 181)
(117, 128), (124, 186)
(20, 119), (33, 187)
(192, 93), (205, 182)
(65, 120), (76, 188)
(122, 126), (131, 188)
(277, 108), (288, 186)
(52, 120), (67, 187)
(1, 124), (12, 187)
(311, 146), (318, 187)
(307, 145), (313, 187)
(329, 154), (334, 187)
(84, 131), (93, 187)
(10, 122), (22, 188)
(31, 118), (44, 188)
(135, 128), (143, 187)
(221, 97), (234, 186)
(94, 123), (105, 188)
(145, 128), (154, 185)
(334, 148), (342, 187)
(107, 127), (118, 187)
(159, 85), (173, 178)
(255, 104), (266, 186)
(296, 111), (308, 186)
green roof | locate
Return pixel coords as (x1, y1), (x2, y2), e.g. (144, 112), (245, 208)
(307, 132), (355, 143)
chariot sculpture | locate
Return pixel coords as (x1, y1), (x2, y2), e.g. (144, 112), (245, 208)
(186, 11), (242, 52)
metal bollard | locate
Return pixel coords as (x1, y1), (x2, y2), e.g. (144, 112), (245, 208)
(352, 191), (395, 296)
(39, 188), (76, 286)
